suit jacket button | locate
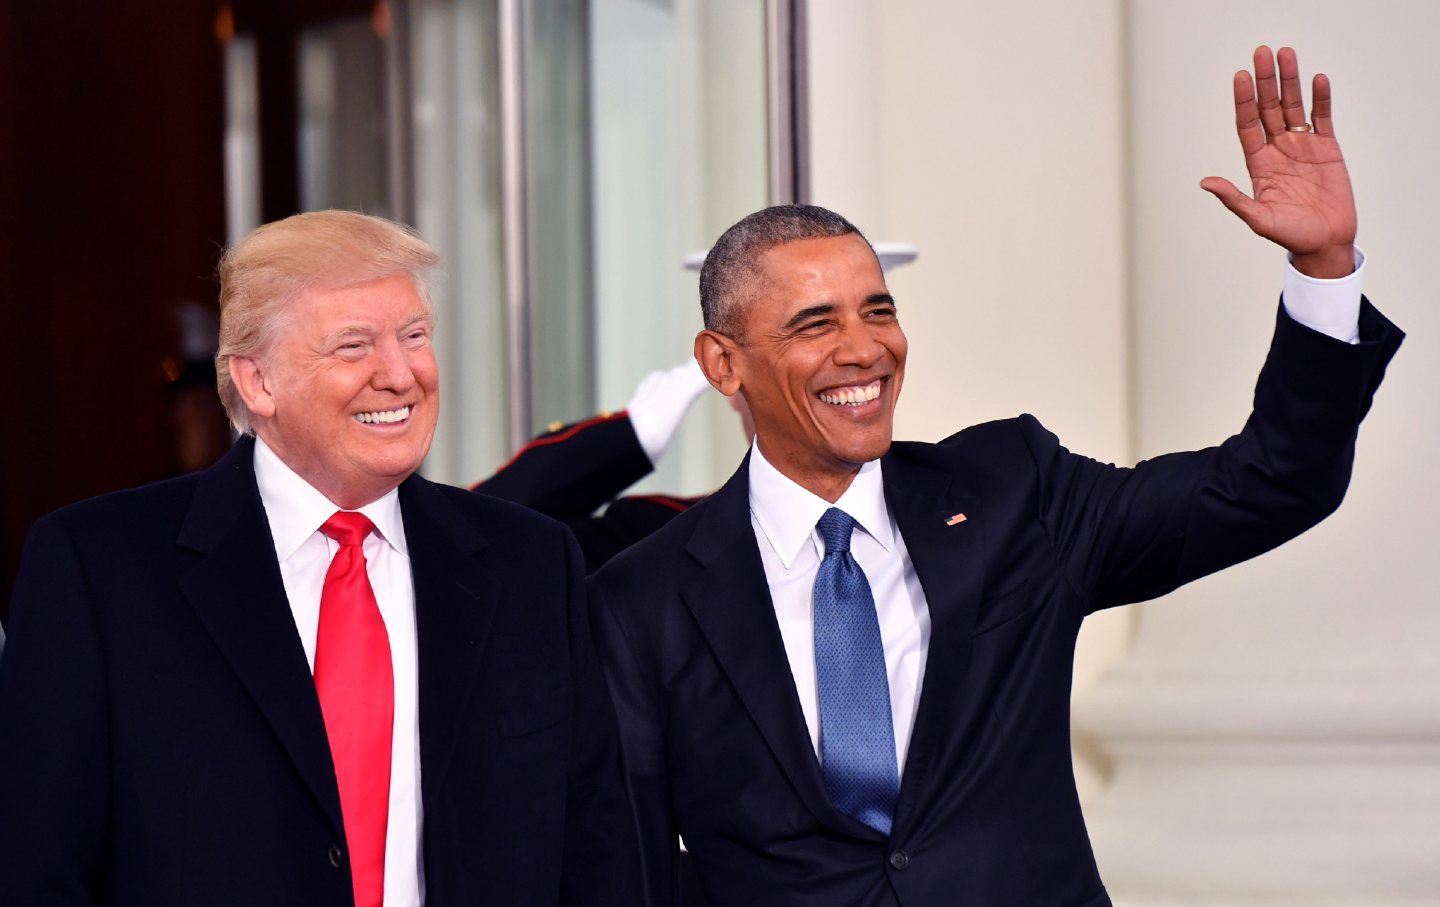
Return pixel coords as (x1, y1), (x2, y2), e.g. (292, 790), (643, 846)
(888, 849), (909, 871)
(328, 844), (344, 869)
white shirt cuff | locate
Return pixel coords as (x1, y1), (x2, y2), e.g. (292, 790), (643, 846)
(1281, 247), (1365, 344)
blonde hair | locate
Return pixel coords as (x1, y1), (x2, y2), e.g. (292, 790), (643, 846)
(215, 210), (441, 433)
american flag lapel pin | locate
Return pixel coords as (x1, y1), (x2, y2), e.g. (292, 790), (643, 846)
(945, 512), (968, 526)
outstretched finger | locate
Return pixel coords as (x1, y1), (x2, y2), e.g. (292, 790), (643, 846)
(1232, 71), (1265, 156)
(1252, 45), (1285, 138)
(1276, 47), (1308, 130)
(1311, 72), (1336, 137)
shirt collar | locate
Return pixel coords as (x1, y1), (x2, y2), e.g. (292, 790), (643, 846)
(252, 436), (408, 563)
(747, 438), (894, 570)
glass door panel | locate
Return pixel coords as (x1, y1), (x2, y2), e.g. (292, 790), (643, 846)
(587, 0), (769, 495)
(409, 0), (510, 484)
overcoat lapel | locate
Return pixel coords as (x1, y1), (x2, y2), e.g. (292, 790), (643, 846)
(176, 437), (345, 836)
(679, 457), (874, 838)
(399, 475), (498, 810)
(881, 449), (984, 835)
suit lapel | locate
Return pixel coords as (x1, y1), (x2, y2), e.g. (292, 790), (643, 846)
(881, 449), (984, 834)
(399, 475), (497, 809)
(680, 458), (871, 837)
(177, 438), (345, 835)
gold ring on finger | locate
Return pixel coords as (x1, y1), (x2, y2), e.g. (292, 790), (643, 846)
(1286, 123), (1313, 133)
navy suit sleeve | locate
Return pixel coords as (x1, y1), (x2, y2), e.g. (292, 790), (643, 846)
(0, 515), (109, 904)
(558, 529), (646, 905)
(1028, 299), (1403, 612)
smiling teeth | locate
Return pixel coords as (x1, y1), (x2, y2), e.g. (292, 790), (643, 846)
(818, 383), (881, 406)
(355, 406), (411, 424)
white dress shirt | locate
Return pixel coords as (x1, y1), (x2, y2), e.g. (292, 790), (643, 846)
(253, 438), (424, 907)
(749, 445), (930, 776)
(746, 254), (1366, 780)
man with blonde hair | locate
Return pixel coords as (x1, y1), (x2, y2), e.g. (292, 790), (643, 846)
(0, 210), (640, 905)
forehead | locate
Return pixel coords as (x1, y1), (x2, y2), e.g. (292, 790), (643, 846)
(289, 274), (429, 329)
(745, 233), (885, 318)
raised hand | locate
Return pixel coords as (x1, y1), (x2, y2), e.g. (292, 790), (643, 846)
(1200, 46), (1356, 279)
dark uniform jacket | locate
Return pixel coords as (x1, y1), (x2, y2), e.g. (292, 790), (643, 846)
(475, 412), (699, 571)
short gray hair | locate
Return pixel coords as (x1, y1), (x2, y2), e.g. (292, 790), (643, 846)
(698, 204), (868, 339)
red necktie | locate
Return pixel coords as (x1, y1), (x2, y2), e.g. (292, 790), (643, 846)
(314, 511), (393, 907)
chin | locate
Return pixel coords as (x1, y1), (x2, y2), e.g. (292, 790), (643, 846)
(830, 438), (892, 468)
(361, 451), (425, 480)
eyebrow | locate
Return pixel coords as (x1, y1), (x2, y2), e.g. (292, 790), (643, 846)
(323, 313), (432, 347)
(780, 294), (896, 331)
(782, 304), (836, 331)
(324, 324), (376, 347)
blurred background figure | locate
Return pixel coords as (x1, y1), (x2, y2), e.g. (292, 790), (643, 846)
(163, 302), (232, 477)
(475, 358), (714, 571)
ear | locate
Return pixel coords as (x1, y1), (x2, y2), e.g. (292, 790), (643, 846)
(229, 355), (277, 420)
(694, 329), (743, 397)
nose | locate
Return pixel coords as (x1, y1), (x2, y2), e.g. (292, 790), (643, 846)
(371, 338), (417, 392)
(833, 318), (884, 368)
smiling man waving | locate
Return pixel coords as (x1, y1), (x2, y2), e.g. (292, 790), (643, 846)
(592, 46), (1402, 907)
(0, 210), (640, 906)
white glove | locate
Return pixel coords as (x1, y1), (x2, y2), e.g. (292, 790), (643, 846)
(626, 358), (713, 466)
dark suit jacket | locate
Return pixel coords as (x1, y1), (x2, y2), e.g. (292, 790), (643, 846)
(0, 436), (640, 905)
(475, 412), (698, 571)
(592, 303), (1402, 907)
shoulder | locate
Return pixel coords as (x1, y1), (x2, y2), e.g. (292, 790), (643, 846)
(33, 471), (201, 548)
(594, 489), (714, 590)
(890, 414), (1062, 474)
(31, 436), (268, 554)
(406, 478), (587, 615)
(11, 473), (210, 618)
(415, 478), (592, 589)
(425, 476), (576, 546)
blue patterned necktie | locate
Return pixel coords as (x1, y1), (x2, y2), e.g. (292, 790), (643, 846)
(813, 507), (899, 836)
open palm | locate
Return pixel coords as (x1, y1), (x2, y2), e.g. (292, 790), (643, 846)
(1201, 46), (1356, 278)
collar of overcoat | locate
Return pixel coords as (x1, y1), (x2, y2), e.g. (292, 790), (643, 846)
(175, 436), (500, 840)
